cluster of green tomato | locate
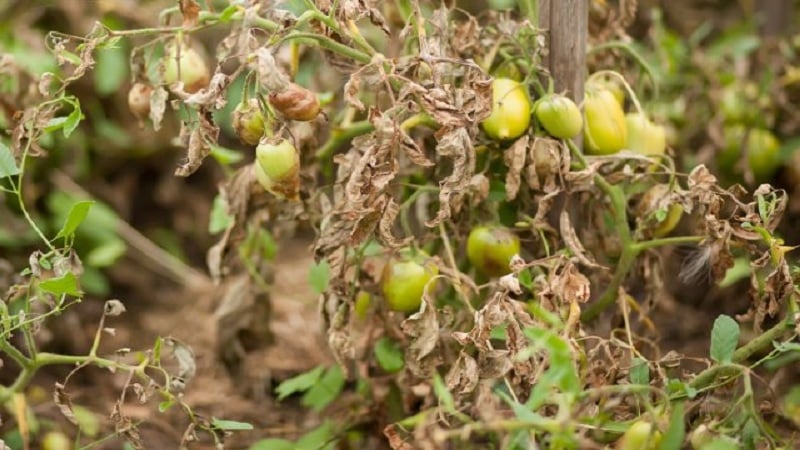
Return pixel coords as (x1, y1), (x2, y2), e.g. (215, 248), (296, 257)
(128, 36), (321, 200)
(479, 75), (668, 158)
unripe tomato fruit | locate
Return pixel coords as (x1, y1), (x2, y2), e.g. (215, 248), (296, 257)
(587, 75), (625, 107)
(163, 38), (210, 93)
(233, 99), (268, 146)
(625, 113), (667, 156)
(639, 184), (683, 237)
(127, 82), (152, 120)
(718, 125), (781, 182)
(481, 78), (532, 141)
(41, 431), (71, 450)
(467, 226), (521, 277)
(583, 87), (627, 155)
(254, 138), (300, 200)
(381, 252), (438, 313)
(534, 94), (583, 139)
(616, 420), (662, 450)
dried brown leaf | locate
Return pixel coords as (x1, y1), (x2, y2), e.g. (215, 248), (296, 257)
(504, 136), (528, 200)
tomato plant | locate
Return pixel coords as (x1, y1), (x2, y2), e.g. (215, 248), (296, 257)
(481, 77), (533, 141)
(615, 420), (662, 450)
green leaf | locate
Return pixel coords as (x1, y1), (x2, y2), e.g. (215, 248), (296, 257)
(0, 141), (20, 178)
(209, 194), (233, 234)
(94, 45), (128, 95)
(63, 102), (82, 138)
(210, 144), (244, 166)
(630, 357), (650, 385)
(54, 200), (94, 240)
(700, 438), (741, 450)
(248, 439), (295, 450)
(72, 404), (100, 437)
(158, 399), (175, 413)
(432, 373), (455, 413)
(657, 401), (685, 450)
(275, 366), (324, 401)
(308, 260), (330, 295)
(295, 421), (336, 450)
(211, 418), (254, 431)
(374, 337), (404, 373)
(85, 239), (126, 267)
(39, 272), (81, 297)
(710, 314), (740, 364)
(302, 365), (345, 412)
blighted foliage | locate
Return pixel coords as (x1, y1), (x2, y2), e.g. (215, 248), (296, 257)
(1, 0), (800, 449)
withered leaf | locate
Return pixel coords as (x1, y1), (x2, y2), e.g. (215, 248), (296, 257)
(560, 209), (603, 270)
(504, 135), (528, 200)
(426, 127), (475, 227)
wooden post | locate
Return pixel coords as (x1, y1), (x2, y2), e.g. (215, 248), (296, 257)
(759, 0), (793, 37)
(539, 0), (588, 146)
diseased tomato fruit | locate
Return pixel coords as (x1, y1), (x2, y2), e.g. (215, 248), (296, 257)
(268, 82), (321, 121)
(583, 86), (627, 155)
(233, 99), (268, 146)
(467, 225), (521, 277)
(163, 38), (210, 93)
(381, 251), (439, 313)
(481, 77), (532, 141)
(625, 113), (667, 156)
(616, 420), (662, 450)
(41, 431), (71, 450)
(127, 82), (153, 120)
(254, 138), (300, 200)
(534, 94), (584, 139)
(639, 184), (683, 237)
(718, 125), (781, 182)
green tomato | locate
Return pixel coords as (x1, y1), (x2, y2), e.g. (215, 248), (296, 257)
(625, 113), (667, 156)
(587, 75), (625, 107)
(381, 252), (439, 313)
(255, 138), (300, 200)
(41, 431), (72, 450)
(639, 184), (683, 237)
(481, 77), (532, 141)
(163, 38), (210, 93)
(467, 225), (521, 277)
(616, 420), (662, 450)
(718, 125), (781, 182)
(535, 94), (584, 139)
(584, 86), (627, 155)
(233, 99), (268, 146)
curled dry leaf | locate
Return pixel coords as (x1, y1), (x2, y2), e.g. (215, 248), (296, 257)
(174, 113), (219, 177)
(426, 127), (475, 227)
(401, 294), (441, 379)
(504, 135), (528, 200)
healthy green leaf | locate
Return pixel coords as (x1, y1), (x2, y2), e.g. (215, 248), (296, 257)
(54, 200), (94, 240)
(630, 357), (650, 386)
(209, 194), (233, 234)
(0, 141), (20, 178)
(302, 365), (345, 412)
(85, 239), (126, 267)
(39, 272), (81, 297)
(211, 418), (254, 431)
(374, 337), (404, 373)
(710, 315), (740, 364)
(95, 45), (128, 95)
(658, 401), (685, 450)
(63, 101), (83, 138)
(248, 439), (295, 450)
(275, 366), (324, 401)
(308, 260), (330, 295)
(295, 421), (336, 450)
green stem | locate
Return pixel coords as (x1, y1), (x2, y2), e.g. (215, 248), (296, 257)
(315, 120), (375, 161)
(685, 317), (795, 395)
(275, 32), (372, 64)
(633, 235), (704, 252)
(581, 245), (637, 322)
